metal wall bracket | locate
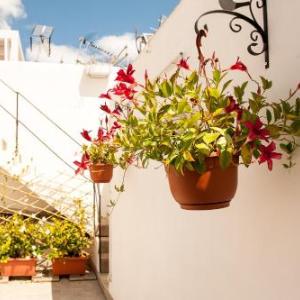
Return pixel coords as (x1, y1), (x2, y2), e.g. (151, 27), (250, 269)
(195, 0), (269, 68)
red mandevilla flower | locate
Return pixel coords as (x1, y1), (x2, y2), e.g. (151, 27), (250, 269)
(99, 92), (112, 100)
(97, 127), (105, 142)
(112, 121), (121, 130)
(244, 118), (269, 142)
(230, 58), (247, 72)
(80, 129), (92, 141)
(177, 58), (190, 70)
(258, 142), (282, 171)
(115, 64), (135, 84)
(112, 83), (136, 100)
(74, 153), (89, 175)
(112, 105), (122, 116)
(225, 96), (243, 120)
(100, 103), (111, 114)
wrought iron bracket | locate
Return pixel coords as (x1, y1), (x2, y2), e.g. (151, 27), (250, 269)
(195, 0), (269, 68)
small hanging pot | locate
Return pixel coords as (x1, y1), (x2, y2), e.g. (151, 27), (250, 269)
(89, 163), (113, 183)
(166, 156), (238, 210)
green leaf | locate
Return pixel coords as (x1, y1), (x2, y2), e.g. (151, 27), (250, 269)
(260, 76), (272, 90)
(159, 80), (172, 98)
(266, 109), (272, 124)
(266, 124), (281, 138)
(183, 151), (195, 161)
(208, 87), (220, 99)
(203, 132), (220, 144)
(193, 160), (205, 174)
(280, 142), (294, 154)
(221, 80), (233, 94)
(157, 104), (171, 118)
(195, 143), (210, 156)
(213, 69), (221, 83)
(241, 143), (252, 165)
(219, 150), (232, 169)
(234, 81), (248, 103)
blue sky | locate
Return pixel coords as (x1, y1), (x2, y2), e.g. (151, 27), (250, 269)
(9, 0), (179, 58)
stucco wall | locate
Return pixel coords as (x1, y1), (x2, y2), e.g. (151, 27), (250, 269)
(0, 61), (107, 171)
(109, 1), (300, 299)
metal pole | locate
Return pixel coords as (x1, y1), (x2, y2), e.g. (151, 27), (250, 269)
(15, 92), (19, 156)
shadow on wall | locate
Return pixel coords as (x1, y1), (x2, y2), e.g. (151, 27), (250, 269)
(79, 69), (109, 98)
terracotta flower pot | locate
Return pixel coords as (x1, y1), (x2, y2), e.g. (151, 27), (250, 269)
(166, 156), (238, 210)
(89, 163), (113, 183)
(0, 258), (37, 277)
(52, 256), (88, 276)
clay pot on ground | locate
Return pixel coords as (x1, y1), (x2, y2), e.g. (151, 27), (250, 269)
(89, 163), (113, 183)
(166, 156), (238, 210)
(0, 258), (37, 277)
(52, 256), (88, 276)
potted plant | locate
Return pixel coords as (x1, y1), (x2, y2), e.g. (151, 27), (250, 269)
(99, 28), (300, 210)
(45, 200), (91, 275)
(74, 120), (120, 183)
(0, 215), (41, 277)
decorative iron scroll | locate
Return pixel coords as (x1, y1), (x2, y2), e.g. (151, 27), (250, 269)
(195, 0), (269, 68)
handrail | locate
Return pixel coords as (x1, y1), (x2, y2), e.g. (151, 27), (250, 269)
(0, 78), (81, 147)
(0, 103), (77, 172)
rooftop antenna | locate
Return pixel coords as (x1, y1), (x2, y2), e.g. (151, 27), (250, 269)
(79, 34), (128, 67)
(135, 30), (153, 54)
(135, 15), (167, 54)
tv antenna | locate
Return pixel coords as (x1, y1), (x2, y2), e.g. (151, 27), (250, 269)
(30, 25), (54, 56)
(79, 34), (128, 66)
(135, 15), (167, 54)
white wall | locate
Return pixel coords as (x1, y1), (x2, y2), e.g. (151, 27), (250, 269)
(0, 60), (110, 223)
(0, 61), (108, 171)
(109, 1), (300, 299)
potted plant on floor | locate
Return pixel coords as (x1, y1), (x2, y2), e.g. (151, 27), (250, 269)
(0, 215), (41, 277)
(74, 121), (120, 183)
(45, 200), (91, 275)
(99, 28), (300, 210)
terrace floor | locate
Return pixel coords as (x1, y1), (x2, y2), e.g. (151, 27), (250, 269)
(0, 278), (106, 300)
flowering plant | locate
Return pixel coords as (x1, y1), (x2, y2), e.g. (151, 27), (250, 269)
(44, 200), (90, 259)
(0, 215), (43, 262)
(100, 29), (300, 173)
(74, 120), (120, 175)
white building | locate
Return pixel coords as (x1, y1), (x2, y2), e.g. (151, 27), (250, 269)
(107, 1), (300, 300)
(1, 1), (300, 299)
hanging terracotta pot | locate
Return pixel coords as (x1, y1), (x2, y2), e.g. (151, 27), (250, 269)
(52, 256), (88, 276)
(0, 258), (37, 277)
(166, 156), (238, 210)
(89, 163), (113, 183)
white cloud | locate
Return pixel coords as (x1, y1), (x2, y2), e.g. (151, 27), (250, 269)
(0, 0), (26, 29)
(26, 32), (139, 65)
(96, 32), (138, 63)
(26, 43), (89, 64)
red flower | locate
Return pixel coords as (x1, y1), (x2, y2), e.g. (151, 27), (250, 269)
(80, 129), (92, 141)
(112, 105), (122, 116)
(258, 142), (282, 171)
(113, 83), (136, 100)
(112, 121), (121, 130)
(177, 58), (190, 70)
(225, 97), (243, 120)
(97, 127), (105, 141)
(244, 118), (269, 142)
(99, 92), (111, 100)
(100, 102), (111, 114)
(74, 153), (89, 175)
(115, 64), (135, 84)
(230, 58), (247, 72)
